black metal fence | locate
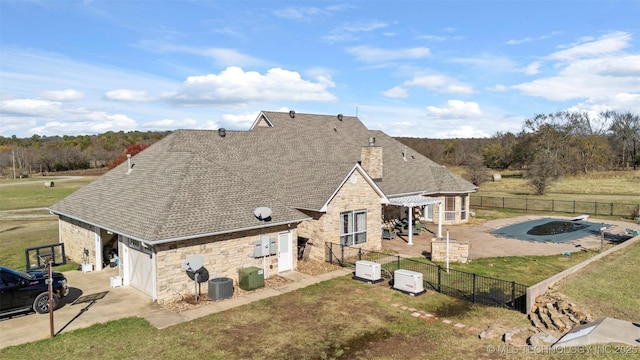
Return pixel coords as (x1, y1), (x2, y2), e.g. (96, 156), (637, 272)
(325, 242), (528, 313)
(471, 196), (639, 218)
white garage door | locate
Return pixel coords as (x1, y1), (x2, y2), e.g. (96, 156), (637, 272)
(128, 239), (155, 297)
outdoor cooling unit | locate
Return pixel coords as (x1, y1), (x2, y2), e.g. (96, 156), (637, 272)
(354, 260), (383, 283)
(393, 269), (426, 296)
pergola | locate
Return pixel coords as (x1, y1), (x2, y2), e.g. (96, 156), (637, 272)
(387, 195), (443, 245)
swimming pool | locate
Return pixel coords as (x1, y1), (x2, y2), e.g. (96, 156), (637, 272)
(491, 218), (608, 243)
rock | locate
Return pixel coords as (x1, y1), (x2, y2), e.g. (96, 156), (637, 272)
(528, 332), (558, 347)
(479, 324), (507, 340)
(536, 308), (553, 330)
(529, 313), (543, 329)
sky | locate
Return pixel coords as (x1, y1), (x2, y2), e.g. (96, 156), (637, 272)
(1, 1), (639, 139)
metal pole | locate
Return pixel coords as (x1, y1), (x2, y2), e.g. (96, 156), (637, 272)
(446, 230), (450, 273)
(47, 257), (54, 338)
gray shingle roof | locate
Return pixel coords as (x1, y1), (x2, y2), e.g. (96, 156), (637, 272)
(50, 111), (476, 243)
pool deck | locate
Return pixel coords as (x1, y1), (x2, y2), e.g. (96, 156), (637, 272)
(382, 215), (636, 259)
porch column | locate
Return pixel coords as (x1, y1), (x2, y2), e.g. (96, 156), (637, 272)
(437, 201), (443, 238)
(407, 206), (414, 245)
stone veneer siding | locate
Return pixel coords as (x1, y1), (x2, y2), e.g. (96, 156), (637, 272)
(59, 216), (96, 268)
(430, 239), (469, 263)
(298, 170), (383, 262)
(154, 224), (296, 304)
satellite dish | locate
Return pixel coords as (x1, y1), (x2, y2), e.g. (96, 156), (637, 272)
(187, 267), (210, 283)
(183, 255), (204, 272)
(254, 207), (272, 221)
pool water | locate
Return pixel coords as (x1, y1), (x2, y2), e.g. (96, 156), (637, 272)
(491, 218), (607, 243)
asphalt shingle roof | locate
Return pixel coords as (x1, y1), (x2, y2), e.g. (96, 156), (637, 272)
(50, 111), (476, 243)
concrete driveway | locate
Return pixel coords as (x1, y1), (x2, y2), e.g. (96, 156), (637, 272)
(0, 267), (162, 348)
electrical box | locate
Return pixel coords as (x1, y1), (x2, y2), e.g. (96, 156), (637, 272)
(354, 260), (382, 283)
(252, 236), (270, 258)
(252, 236), (277, 257)
(393, 269), (425, 296)
(269, 237), (277, 256)
(238, 266), (265, 291)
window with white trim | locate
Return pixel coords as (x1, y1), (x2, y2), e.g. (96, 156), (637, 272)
(444, 196), (456, 221)
(340, 210), (367, 246)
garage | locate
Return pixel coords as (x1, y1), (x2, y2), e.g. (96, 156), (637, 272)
(123, 237), (156, 299)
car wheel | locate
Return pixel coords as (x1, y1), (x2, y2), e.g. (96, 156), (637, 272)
(33, 292), (58, 314)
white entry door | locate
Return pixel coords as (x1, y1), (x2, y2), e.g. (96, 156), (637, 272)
(278, 232), (292, 273)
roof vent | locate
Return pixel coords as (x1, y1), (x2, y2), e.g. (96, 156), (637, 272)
(289, 110), (296, 118)
(126, 154), (133, 174)
(337, 114), (343, 121)
(218, 128), (226, 137)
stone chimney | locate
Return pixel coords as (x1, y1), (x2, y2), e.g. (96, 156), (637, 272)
(360, 137), (383, 180)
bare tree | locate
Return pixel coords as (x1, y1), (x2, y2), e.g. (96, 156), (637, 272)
(606, 111), (640, 170)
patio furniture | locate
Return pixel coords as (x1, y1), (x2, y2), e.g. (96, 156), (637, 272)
(413, 221), (423, 235)
(382, 227), (396, 240)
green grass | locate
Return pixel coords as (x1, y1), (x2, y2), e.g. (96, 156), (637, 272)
(558, 239), (640, 321)
(0, 176), (96, 210)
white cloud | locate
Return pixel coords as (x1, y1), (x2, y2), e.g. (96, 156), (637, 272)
(404, 75), (474, 94)
(437, 125), (490, 138)
(104, 89), (155, 102)
(512, 32), (639, 101)
(163, 66), (337, 105)
(322, 20), (389, 43)
(1, 98), (62, 116)
(383, 86), (408, 98)
(512, 55), (640, 101)
(39, 89), (84, 101)
(487, 84), (508, 92)
(426, 100), (482, 118)
(550, 31), (631, 60)
(142, 118), (200, 130)
(220, 112), (257, 128)
(136, 41), (263, 67)
(346, 46), (430, 62)
(523, 61), (541, 75)
(29, 112), (138, 136)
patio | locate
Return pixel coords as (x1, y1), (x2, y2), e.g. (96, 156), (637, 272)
(381, 215), (636, 260)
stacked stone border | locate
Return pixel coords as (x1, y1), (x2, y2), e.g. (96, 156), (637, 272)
(525, 234), (640, 314)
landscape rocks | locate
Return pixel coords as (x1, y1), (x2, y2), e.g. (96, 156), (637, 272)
(478, 286), (593, 346)
(529, 286), (592, 334)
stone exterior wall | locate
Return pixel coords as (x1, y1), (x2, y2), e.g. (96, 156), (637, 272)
(59, 216), (96, 267)
(431, 239), (469, 263)
(360, 145), (383, 179)
(154, 225), (295, 304)
(299, 170), (383, 262)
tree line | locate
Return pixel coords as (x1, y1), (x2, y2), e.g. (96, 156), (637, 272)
(400, 111), (639, 194)
(1, 111), (638, 194)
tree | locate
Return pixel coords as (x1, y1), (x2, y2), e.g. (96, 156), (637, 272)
(523, 113), (572, 194)
(606, 111), (640, 170)
(106, 143), (150, 169)
(463, 153), (490, 186)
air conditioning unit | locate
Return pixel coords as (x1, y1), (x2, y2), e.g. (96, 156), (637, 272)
(393, 269), (426, 296)
(354, 260), (383, 283)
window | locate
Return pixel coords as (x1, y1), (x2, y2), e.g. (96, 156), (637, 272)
(340, 210), (367, 246)
(461, 195), (467, 220)
(444, 196), (456, 221)
(130, 239), (152, 254)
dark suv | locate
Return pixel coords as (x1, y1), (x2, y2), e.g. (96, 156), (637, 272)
(0, 265), (69, 315)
